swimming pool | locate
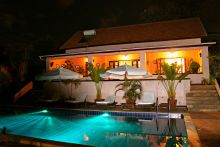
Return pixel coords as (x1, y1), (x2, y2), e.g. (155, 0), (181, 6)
(0, 108), (188, 147)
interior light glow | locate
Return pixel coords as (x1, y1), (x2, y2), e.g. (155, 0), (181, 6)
(166, 52), (178, 58)
(122, 55), (130, 61)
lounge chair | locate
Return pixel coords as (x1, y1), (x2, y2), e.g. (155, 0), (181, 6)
(39, 99), (59, 102)
(96, 96), (116, 105)
(38, 98), (60, 107)
(64, 93), (87, 104)
(136, 91), (155, 108)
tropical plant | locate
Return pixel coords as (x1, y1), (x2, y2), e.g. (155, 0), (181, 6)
(115, 75), (142, 103)
(157, 62), (189, 109)
(62, 79), (81, 98)
(0, 66), (12, 98)
(64, 60), (75, 71)
(209, 54), (220, 83)
(64, 60), (85, 75)
(189, 60), (200, 74)
(88, 62), (105, 100)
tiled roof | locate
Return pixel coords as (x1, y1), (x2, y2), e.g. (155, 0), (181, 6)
(61, 18), (207, 49)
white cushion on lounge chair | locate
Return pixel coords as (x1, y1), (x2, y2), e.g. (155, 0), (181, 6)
(96, 101), (112, 104)
(39, 99), (59, 102)
(138, 102), (154, 105)
(96, 96), (116, 105)
(136, 92), (155, 106)
(65, 100), (82, 103)
(65, 93), (87, 103)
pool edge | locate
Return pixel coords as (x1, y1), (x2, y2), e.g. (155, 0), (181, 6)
(184, 113), (202, 147)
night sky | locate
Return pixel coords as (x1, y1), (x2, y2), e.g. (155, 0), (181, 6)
(0, 0), (220, 78)
(1, 0), (220, 50)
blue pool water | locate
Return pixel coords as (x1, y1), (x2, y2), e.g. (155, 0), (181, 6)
(0, 109), (188, 147)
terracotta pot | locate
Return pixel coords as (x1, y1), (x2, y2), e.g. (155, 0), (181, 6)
(95, 99), (104, 102)
(169, 99), (177, 110)
(126, 99), (135, 104)
(126, 99), (136, 109)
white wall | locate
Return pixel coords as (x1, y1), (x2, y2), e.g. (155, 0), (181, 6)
(44, 79), (190, 106)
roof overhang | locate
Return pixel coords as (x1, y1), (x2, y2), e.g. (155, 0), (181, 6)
(39, 42), (216, 60)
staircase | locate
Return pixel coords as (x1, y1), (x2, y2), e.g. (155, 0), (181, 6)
(186, 85), (220, 112)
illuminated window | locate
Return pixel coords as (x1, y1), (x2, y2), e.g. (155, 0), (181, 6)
(109, 59), (140, 69)
(109, 61), (119, 69)
(157, 57), (185, 73)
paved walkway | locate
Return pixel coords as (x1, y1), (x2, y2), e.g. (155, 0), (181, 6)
(190, 112), (220, 147)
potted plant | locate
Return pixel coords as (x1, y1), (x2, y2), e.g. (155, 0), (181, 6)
(88, 63), (105, 100)
(157, 62), (189, 110)
(189, 60), (200, 74)
(115, 75), (142, 108)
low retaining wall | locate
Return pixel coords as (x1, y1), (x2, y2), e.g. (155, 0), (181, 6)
(44, 79), (190, 106)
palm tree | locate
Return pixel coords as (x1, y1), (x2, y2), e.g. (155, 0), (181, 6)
(115, 73), (142, 107)
(157, 62), (189, 109)
(88, 63), (105, 100)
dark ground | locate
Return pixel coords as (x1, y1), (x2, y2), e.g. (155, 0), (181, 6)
(190, 112), (220, 147)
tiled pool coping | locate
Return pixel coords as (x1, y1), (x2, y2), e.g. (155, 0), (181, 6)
(0, 105), (184, 119)
(51, 108), (184, 119)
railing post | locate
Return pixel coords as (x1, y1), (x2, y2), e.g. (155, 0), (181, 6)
(156, 97), (159, 115)
(167, 98), (170, 115)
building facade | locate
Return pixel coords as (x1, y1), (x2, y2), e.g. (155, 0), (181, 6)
(40, 18), (215, 105)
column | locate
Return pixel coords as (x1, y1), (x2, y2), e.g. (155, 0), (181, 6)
(87, 54), (93, 64)
(139, 51), (147, 70)
(201, 46), (209, 80)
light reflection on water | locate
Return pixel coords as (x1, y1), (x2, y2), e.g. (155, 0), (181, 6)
(0, 111), (188, 147)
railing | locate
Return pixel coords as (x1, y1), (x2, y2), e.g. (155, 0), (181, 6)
(156, 97), (159, 115)
(155, 97), (171, 116)
(214, 79), (220, 97)
(14, 81), (33, 103)
(167, 98), (170, 115)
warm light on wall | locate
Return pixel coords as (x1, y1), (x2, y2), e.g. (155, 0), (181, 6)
(166, 52), (178, 58)
(122, 55), (130, 60)
(85, 58), (88, 62)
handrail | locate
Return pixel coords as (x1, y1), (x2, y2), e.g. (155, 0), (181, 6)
(214, 79), (220, 97)
(14, 81), (33, 102)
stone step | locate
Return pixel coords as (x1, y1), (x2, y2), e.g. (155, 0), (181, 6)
(190, 90), (217, 93)
(188, 108), (220, 112)
(187, 104), (220, 109)
(191, 85), (216, 90)
(186, 100), (220, 105)
(186, 91), (218, 97)
(187, 84), (220, 112)
(186, 96), (220, 101)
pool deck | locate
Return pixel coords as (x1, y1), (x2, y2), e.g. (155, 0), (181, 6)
(184, 113), (202, 147)
(189, 112), (220, 147)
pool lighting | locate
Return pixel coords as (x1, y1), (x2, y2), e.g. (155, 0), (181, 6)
(102, 113), (110, 117)
(41, 109), (48, 113)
